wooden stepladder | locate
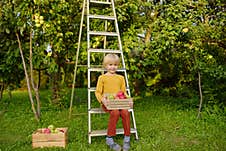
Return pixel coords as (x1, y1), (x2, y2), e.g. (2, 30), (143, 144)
(72, 0), (138, 144)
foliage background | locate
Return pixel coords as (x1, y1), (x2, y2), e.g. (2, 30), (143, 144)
(0, 0), (225, 105)
(0, 0), (225, 150)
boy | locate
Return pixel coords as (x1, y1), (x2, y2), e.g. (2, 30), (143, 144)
(95, 54), (131, 151)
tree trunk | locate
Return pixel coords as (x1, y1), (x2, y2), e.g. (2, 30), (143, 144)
(16, 33), (39, 121)
(0, 82), (4, 100)
(197, 71), (203, 118)
(51, 72), (60, 104)
(29, 31), (41, 117)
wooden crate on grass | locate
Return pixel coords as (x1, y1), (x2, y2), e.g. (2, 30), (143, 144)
(32, 127), (68, 148)
(104, 98), (133, 110)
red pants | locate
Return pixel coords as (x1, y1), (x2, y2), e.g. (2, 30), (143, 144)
(102, 105), (131, 136)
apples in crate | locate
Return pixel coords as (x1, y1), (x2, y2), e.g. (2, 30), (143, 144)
(41, 125), (65, 134)
(115, 91), (129, 99)
(32, 125), (67, 148)
(104, 91), (133, 110)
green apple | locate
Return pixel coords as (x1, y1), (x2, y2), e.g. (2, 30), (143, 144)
(35, 19), (40, 23)
(35, 23), (41, 27)
(182, 28), (189, 33)
(108, 95), (114, 100)
(47, 52), (52, 57)
(39, 16), (44, 20)
(40, 20), (44, 24)
(48, 124), (55, 130)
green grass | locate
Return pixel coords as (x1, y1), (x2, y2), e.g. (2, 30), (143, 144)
(0, 89), (225, 151)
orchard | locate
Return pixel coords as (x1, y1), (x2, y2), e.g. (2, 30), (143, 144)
(0, 0), (225, 133)
(0, 0), (225, 150)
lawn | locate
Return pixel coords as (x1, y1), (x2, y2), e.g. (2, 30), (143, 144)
(0, 89), (225, 151)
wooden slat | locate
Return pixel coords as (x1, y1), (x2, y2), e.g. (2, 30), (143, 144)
(88, 48), (121, 54)
(103, 98), (133, 110)
(90, 0), (111, 5)
(89, 128), (137, 137)
(88, 68), (126, 72)
(89, 108), (105, 114)
(32, 141), (66, 148)
(88, 15), (115, 20)
(88, 31), (118, 36)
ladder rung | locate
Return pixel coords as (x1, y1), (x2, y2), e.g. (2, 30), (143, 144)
(89, 107), (134, 113)
(88, 87), (130, 92)
(89, 108), (105, 114)
(90, 0), (111, 5)
(88, 15), (115, 20)
(89, 128), (137, 137)
(88, 68), (126, 72)
(88, 31), (118, 36)
(89, 87), (96, 92)
(88, 48), (121, 53)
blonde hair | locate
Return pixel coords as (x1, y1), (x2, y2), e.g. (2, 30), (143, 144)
(103, 54), (120, 67)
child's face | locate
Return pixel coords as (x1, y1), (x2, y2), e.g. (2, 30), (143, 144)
(105, 62), (118, 74)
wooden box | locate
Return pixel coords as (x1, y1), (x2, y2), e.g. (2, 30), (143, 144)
(104, 98), (133, 110)
(32, 127), (68, 148)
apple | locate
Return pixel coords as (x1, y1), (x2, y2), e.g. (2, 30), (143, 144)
(53, 129), (59, 133)
(108, 95), (115, 100)
(119, 95), (126, 99)
(116, 91), (127, 99)
(47, 52), (52, 57)
(39, 20), (44, 24)
(48, 124), (55, 133)
(48, 124), (55, 129)
(116, 91), (124, 97)
(35, 19), (40, 23)
(59, 129), (65, 133)
(182, 28), (189, 33)
(43, 128), (51, 134)
(35, 23), (41, 27)
(39, 16), (44, 20)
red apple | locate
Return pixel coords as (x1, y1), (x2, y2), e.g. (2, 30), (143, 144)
(59, 129), (65, 133)
(117, 91), (124, 97)
(116, 91), (127, 99)
(43, 128), (51, 134)
(119, 95), (126, 99)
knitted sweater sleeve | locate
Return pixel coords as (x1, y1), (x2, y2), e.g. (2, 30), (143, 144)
(95, 76), (103, 103)
(121, 76), (127, 95)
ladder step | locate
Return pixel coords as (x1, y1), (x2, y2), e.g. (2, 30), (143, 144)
(89, 107), (134, 114)
(89, 87), (130, 92)
(89, 128), (137, 137)
(88, 15), (116, 20)
(88, 48), (121, 53)
(90, 0), (111, 5)
(88, 31), (118, 36)
(89, 108), (105, 114)
(88, 68), (126, 72)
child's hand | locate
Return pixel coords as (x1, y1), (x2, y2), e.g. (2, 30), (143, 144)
(102, 97), (110, 105)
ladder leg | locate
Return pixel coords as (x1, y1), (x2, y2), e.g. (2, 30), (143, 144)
(130, 110), (139, 140)
(88, 112), (92, 144)
(69, 0), (86, 117)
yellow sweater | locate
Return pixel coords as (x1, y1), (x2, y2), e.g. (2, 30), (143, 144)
(95, 74), (127, 103)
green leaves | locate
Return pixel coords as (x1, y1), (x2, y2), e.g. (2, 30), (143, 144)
(119, 0), (226, 100)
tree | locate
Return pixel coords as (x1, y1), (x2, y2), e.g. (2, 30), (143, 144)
(0, 0), (83, 120)
(116, 0), (226, 111)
